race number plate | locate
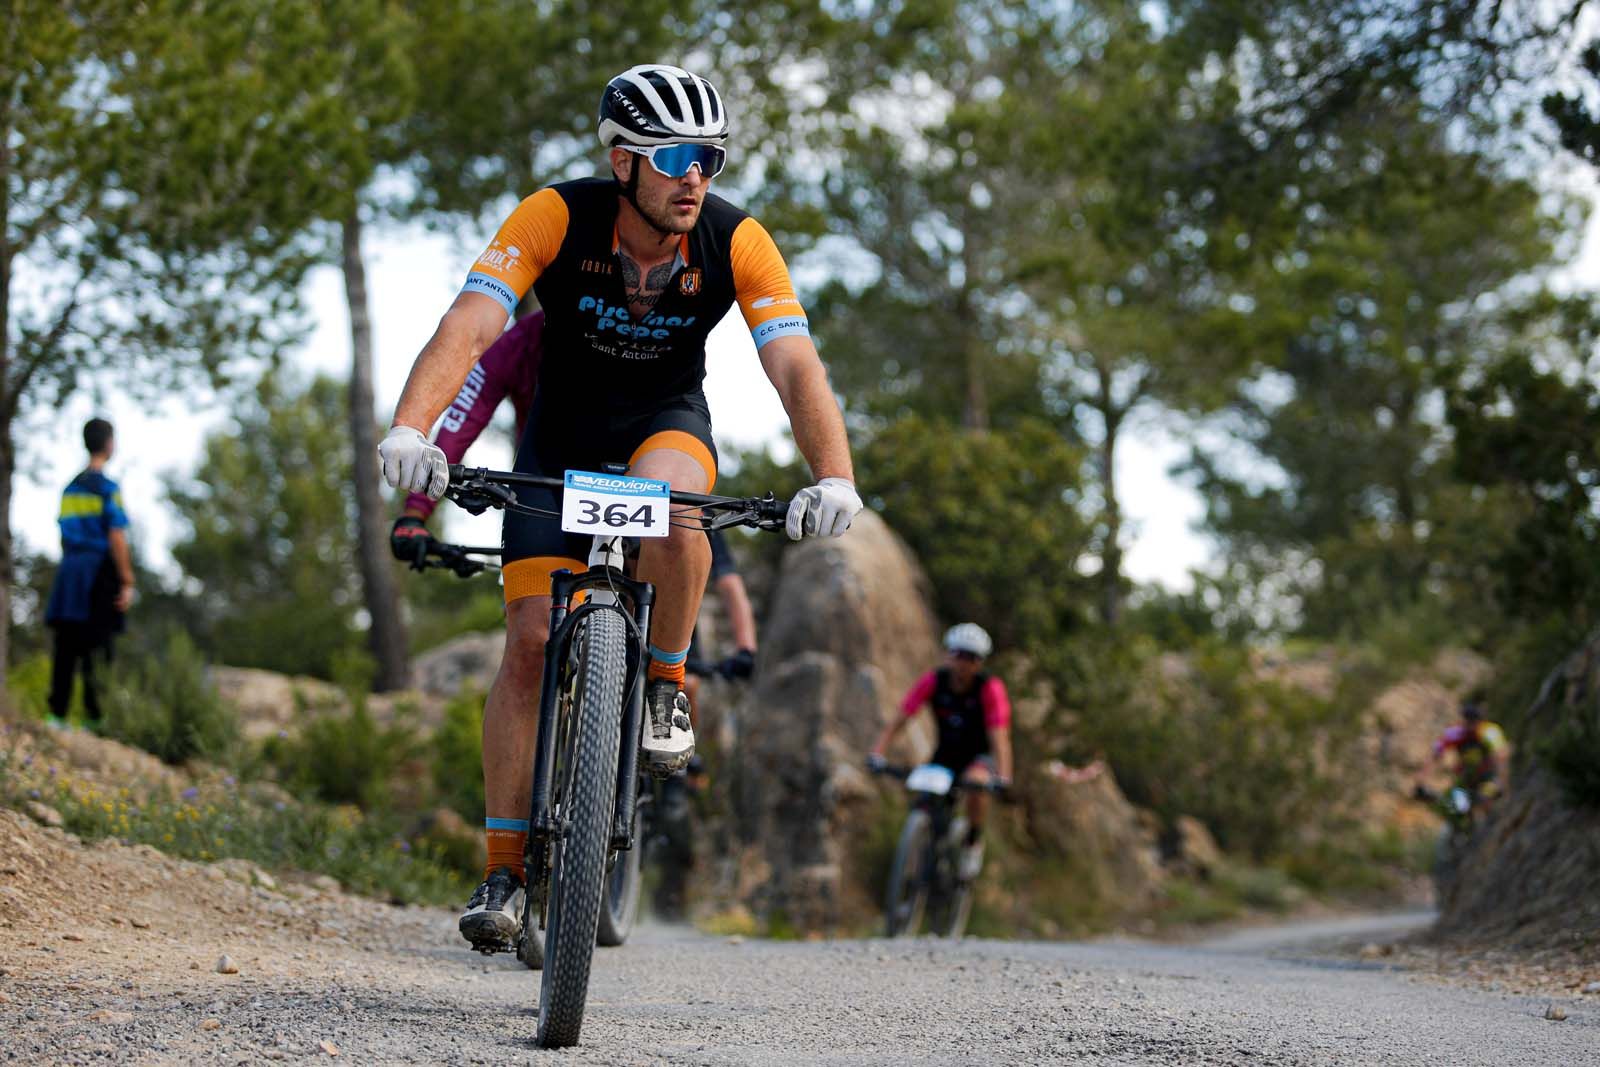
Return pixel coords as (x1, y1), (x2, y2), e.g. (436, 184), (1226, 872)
(905, 764), (955, 796)
(560, 470), (671, 538)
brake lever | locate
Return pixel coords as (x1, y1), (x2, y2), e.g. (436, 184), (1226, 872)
(447, 480), (516, 516)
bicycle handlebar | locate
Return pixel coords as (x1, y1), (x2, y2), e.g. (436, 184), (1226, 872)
(867, 761), (1013, 796)
(444, 464), (789, 533)
(408, 537), (502, 579)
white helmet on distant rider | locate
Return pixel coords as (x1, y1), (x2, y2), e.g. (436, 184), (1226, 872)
(944, 623), (993, 659)
(597, 64), (730, 147)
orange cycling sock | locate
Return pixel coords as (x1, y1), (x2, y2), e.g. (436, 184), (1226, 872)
(647, 644), (688, 686)
(484, 818), (528, 882)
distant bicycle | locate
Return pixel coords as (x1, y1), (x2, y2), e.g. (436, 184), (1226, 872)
(600, 653), (741, 943)
(871, 761), (1007, 939)
(1412, 782), (1488, 895)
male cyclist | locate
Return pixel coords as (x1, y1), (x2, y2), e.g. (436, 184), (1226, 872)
(378, 65), (861, 952)
(1414, 700), (1510, 808)
(869, 623), (1013, 882)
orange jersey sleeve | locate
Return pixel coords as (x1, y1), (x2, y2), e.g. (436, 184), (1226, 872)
(460, 188), (569, 315)
(729, 216), (810, 349)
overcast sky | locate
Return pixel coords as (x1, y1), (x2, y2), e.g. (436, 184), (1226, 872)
(18, 176), (1600, 591)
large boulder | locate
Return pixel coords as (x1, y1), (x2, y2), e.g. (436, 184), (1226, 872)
(1027, 761), (1165, 901)
(719, 511), (941, 931)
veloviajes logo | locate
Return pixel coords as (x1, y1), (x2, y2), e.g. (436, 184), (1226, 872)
(567, 471), (668, 495)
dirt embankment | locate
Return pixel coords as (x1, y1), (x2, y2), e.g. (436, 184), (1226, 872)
(1437, 630), (1600, 957)
(0, 804), (452, 1063)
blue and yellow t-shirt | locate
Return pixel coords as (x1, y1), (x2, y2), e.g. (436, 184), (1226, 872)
(45, 469), (128, 624)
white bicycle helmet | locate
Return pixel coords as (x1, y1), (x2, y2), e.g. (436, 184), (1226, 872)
(597, 64), (729, 148)
(944, 623), (993, 658)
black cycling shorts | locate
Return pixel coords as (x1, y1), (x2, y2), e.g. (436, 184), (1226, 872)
(501, 393), (717, 602)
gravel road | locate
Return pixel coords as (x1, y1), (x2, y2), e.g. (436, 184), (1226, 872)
(4, 903), (1596, 1066)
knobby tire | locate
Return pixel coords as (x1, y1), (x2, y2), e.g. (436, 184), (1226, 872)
(536, 609), (628, 1048)
(940, 816), (975, 939)
(885, 809), (932, 937)
(596, 789), (644, 947)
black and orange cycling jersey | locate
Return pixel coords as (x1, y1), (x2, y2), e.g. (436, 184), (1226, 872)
(459, 177), (810, 601)
(462, 177), (809, 411)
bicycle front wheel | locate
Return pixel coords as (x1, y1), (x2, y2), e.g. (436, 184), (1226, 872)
(537, 609), (628, 1049)
(884, 809), (932, 937)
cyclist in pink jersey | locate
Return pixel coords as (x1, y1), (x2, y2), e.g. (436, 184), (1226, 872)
(869, 623), (1012, 882)
(389, 312), (544, 558)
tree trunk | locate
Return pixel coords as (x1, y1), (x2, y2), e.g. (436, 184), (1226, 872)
(0, 397), (11, 687)
(957, 286), (988, 432)
(0, 94), (13, 683)
(342, 211), (409, 691)
(1096, 363), (1124, 627)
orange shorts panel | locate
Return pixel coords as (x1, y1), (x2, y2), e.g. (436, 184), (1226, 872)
(503, 555), (586, 604)
(630, 430), (717, 492)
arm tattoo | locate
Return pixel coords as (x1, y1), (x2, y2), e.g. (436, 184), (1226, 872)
(619, 253), (676, 315)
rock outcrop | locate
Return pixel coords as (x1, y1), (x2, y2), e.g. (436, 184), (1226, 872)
(717, 511), (942, 931)
(208, 667), (341, 740)
(1437, 631), (1600, 948)
(410, 632), (502, 698)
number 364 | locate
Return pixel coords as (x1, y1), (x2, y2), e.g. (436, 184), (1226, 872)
(577, 500), (655, 528)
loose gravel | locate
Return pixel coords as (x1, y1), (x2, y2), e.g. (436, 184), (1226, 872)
(2, 810), (1597, 1065)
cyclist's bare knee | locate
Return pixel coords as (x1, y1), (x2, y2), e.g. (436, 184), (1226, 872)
(632, 448), (712, 560)
(500, 595), (551, 686)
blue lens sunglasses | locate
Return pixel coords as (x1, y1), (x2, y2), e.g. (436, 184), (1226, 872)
(620, 142), (727, 179)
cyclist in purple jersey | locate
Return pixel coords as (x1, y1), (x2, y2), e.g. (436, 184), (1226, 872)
(390, 312), (544, 557)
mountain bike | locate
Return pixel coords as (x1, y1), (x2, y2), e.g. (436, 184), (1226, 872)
(870, 761), (1007, 939)
(399, 528), (715, 949)
(1412, 781), (1492, 899)
(599, 652), (744, 943)
(596, 758), (699, 944)
(443, 463), (786, 1048)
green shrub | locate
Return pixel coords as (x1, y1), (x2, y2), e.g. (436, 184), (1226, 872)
(1539, 711), (1600, 809)
(430, 690), (486, 821)
(1076, 640), (1362, 860)
(6, 654), (55, 720)
(2, 770), (466, 906)
(266, 698), (421, 810)
(101, 631), (240, 765)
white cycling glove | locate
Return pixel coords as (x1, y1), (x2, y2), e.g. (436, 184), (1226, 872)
(786, 477), (863, 540)
(378, 425), (449, 500)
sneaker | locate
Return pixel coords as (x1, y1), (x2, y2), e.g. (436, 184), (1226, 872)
(459, 867), (525, 951)
(642, 680), (695, 774)
(958, 839), (985, 883)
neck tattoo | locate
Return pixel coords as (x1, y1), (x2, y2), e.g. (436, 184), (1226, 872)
(618, 252), (675, 319)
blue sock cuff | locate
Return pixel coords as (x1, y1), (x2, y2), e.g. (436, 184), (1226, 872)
(485, 817), (530, 832)
(648, 645), (689, 665)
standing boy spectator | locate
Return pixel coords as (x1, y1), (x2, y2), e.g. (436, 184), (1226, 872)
(44, 418), (133, 726)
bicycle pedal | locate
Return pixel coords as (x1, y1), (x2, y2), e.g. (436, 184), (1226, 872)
(471, 938), (515, 956)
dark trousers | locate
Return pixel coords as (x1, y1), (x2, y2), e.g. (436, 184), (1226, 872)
(49, 622), (114, 721)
